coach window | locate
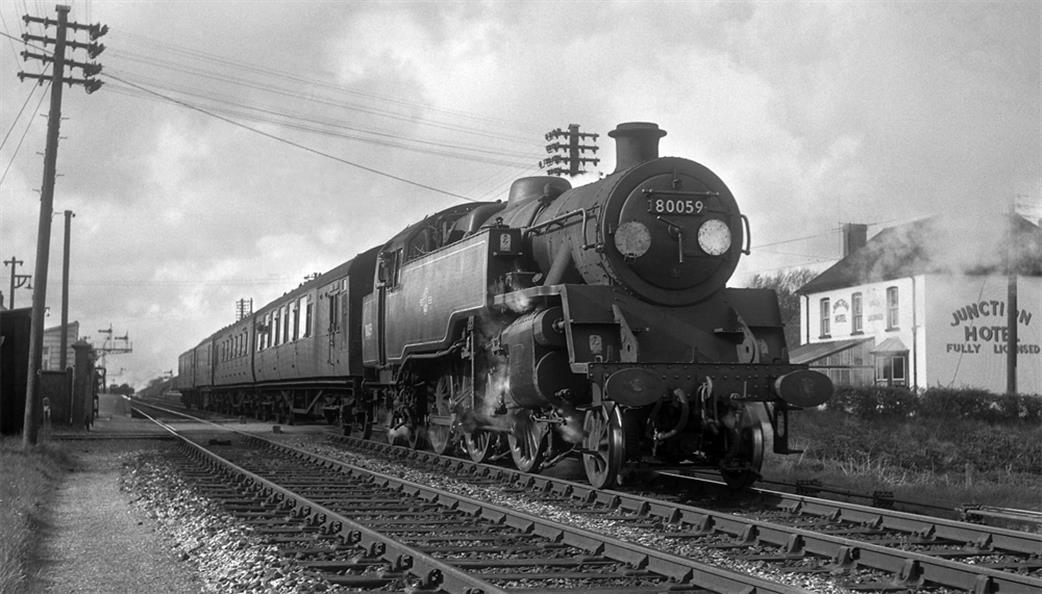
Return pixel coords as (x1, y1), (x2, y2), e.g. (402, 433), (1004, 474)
(886, 286), (899, 330)
(819, 298), (831, 338)
(328, 291), (340, 333)
(302, 296), (312, 338)
(292, 301), (300, 341)
(340, 280), (349, 332)
(263, 314), (272, 350)
(276, 307), (283, 344)
(851, 292), (863, 335)
(282, 305), (291, 344)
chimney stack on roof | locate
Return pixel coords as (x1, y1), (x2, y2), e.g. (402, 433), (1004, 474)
(842, 223), (868, 258)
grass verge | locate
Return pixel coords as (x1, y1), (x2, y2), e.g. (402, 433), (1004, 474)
(763, 409), (1042, 511)
(0, 438), (69, 592)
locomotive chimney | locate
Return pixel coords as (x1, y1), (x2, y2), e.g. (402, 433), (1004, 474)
(609, 122), (666, 172)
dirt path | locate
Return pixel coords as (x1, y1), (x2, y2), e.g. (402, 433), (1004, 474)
(28, 393), (203, 593)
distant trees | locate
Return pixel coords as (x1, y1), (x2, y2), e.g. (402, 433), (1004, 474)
(745, 268), (817, 347)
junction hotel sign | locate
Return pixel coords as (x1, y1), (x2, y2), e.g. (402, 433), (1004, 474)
(947, 300), (1038, 355)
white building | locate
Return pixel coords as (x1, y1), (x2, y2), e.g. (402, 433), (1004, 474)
(42, 321), (79, 371)
(792, 215), (1041, 394)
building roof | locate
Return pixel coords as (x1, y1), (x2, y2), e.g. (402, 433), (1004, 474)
(798, 213), (1042, 295)
(870, 337), (907, 354)
(790, 337), (872, 365)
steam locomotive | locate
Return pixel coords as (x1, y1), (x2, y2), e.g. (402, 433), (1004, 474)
(177, 122), (832, 488)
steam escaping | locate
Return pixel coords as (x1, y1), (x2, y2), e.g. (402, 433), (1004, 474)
(557, 408), (585, 444)
(498, 290), (532, 314)
(805, 212), (1042, 291)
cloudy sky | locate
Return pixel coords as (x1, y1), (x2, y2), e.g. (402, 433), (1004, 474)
(1, 0), (1039, 389)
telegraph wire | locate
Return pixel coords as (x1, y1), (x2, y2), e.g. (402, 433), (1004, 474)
(103, 72), (481, 204)
(0, 78), (50, 188)
(2, 28), (548, 201)
(3, 29), (542, 161)
(0, 75), (45, 150)
(108, 48), (540, 149)
(110, 30), (537, 142)
(100, 76), (538, 170)
(104, 45), (537, 145)
(0, 8), (26, 65)
(101, 75), (538, 163)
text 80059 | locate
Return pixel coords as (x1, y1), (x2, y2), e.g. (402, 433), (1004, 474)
(648, 198), (704, 215)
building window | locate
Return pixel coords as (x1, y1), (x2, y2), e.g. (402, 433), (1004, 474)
(875, 353), (907, 387)
(819, 298), (831, 338)
(851, 292), (863, 334)
(886, 286), (899, 330)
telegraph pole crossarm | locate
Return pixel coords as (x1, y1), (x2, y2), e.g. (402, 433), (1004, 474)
(4, 257), (31, 309)
(539, 123), (600, 177)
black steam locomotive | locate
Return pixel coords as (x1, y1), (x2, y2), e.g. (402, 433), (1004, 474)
(177, 122), (832, 488)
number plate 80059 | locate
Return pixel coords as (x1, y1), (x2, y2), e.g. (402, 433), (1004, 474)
(648, 197), (704, 215)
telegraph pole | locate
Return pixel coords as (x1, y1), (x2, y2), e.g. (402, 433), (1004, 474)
(4, 257), (31, 309)
(60, 210), (74, 370)
(1006, 199), (1018, 395)
(236, 298), (253, 321)
(540, 124), (599, 176)
(18, 5), (107, 447)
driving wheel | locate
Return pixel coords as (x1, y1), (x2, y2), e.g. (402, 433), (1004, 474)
(428, 374), (462, 455)
(508, 410), (549, 473)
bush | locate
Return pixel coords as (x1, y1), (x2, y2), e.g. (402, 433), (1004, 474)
(829, 386), (917, 419)
(827, 386), (1042, 424)
(919, 388), (1042, 423)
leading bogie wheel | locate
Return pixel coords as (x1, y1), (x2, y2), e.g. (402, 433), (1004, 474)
(581, 403), (624, 489)
(719, 404), (767, 489)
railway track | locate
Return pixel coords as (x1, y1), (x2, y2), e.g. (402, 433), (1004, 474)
(133, 404), (808, 593)
(331, 435), (1042, 593)
(133, 400), (1042, 592)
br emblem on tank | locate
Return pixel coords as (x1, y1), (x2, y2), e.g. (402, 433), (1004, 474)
(419, 287), (433, 314)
